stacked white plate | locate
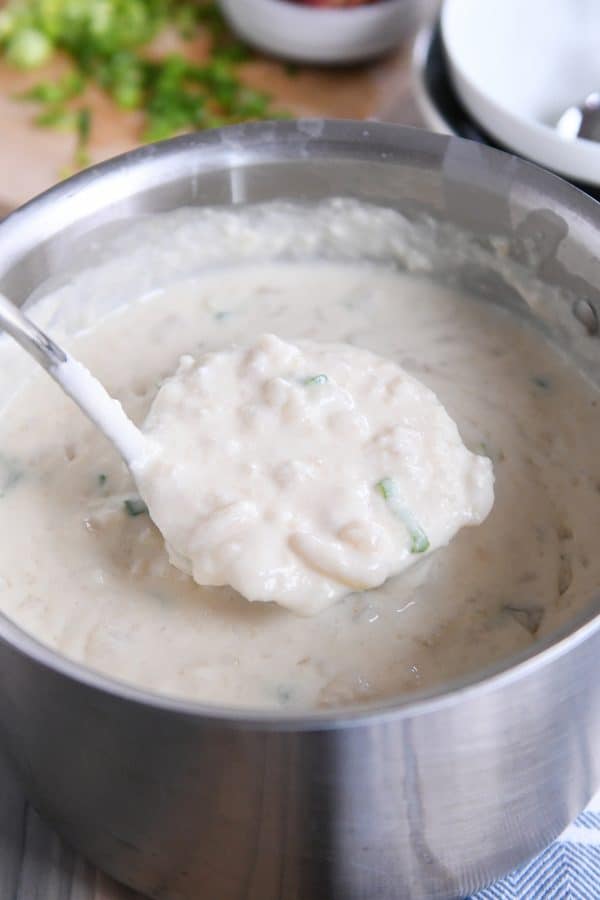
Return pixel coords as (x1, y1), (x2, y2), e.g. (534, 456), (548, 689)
(438, 0), (600, 188)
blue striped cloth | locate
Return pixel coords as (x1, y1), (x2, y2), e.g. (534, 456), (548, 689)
(468, 794), (600, 899)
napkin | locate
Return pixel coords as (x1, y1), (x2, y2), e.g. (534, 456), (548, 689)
(469, 792), (600, 898)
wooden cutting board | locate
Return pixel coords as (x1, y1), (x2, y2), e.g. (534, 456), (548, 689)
(0, 39), (418, 212)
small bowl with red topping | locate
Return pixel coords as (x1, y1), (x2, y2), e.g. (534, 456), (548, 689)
(218, 0), (437, 64)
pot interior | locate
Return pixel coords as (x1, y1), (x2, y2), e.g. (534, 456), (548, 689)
(0, 121), (598, 717)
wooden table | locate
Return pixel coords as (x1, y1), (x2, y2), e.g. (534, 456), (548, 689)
(0, 40), (421, 211)
(0, 39), (422, 900)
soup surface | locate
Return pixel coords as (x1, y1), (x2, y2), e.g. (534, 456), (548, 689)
(0, 203), (598, 710)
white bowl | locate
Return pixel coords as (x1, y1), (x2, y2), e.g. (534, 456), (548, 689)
(218, 0), (434, 65)
(441, 0), (600, 185)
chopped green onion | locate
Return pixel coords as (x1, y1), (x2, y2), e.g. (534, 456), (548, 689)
(558, 552), (572, 596)
(303, 374), (328, 386)
(0, 454), (22, 498)
(376, 477), (396, 502)
(0, 0), (288, 169)
(277, 685), (292, 704)
(531, 375), (551, 390)
(75, 106), (91, 166)
(232, 86), (270, 118)
(0, 10), (16, 43)
(97, 473), (107, 487)
(504, 605), (544, 635)
(19, 72), (84, 103)
(6, 27), (51, 68)
(124, 496), (148, 517)
(375, 477), (430, 554)
(34, 106), (78, 129)
(78, 107), (90, 140)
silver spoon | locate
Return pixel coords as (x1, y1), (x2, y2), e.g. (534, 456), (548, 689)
(556, 92), (600, 142)
(0, 291), (149, 465)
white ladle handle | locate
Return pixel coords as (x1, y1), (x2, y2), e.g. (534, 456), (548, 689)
(0, 292), (148, 466)
(0, 289), (67, 369)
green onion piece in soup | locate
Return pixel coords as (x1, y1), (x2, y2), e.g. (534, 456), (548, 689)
(303, 374), (328, 386)
(0, 454), (23, 497)
(375, 477), (430, 554)
(504, 605), (544, 635)
(124, 497), (148, 517)
(531, 375), (551, 390)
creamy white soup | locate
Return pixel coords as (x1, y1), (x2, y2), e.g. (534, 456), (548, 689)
(0, 201), (598, 710)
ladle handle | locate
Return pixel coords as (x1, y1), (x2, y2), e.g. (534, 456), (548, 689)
(0, 291), (66, 370)
(0, 292), (149, 466)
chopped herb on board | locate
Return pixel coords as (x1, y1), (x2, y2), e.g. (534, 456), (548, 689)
(19, 71), (85, 104)
(303, 374), (329, 386)
(75, 106), (91, 166)
(124, 496), (148, 517)
(0, 1), (288, 169)
(375, 477), (430, 555)
(97, 473), (107, 487)
(33, 105), (78, 129)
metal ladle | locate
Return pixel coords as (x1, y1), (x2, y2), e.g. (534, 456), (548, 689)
(556, 92), (600, 142)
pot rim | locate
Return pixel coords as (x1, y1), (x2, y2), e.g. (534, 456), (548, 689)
(0, 118), (598, 730)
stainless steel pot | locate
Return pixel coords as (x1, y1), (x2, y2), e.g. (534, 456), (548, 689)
(0, 121), (599, 900)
